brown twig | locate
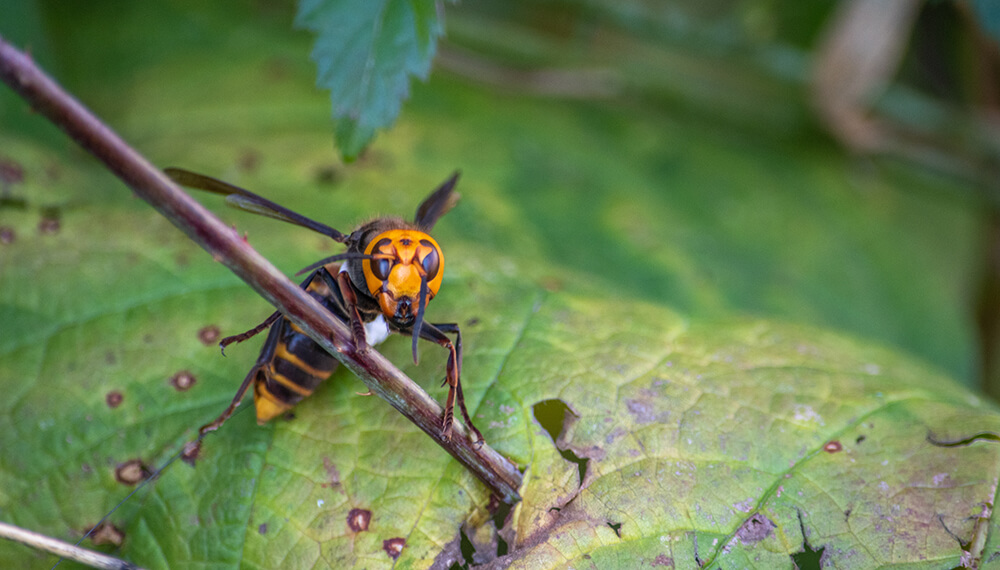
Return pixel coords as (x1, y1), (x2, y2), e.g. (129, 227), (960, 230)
(0, 521), (141, 570)
(0, 36), (521, 503)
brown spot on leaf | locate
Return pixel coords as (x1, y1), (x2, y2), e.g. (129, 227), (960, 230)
(347, 508), (371, 532)
(198, 325), (220, 345)
(0, 227), (14, 244)
(824, 441), (842, 453)
(182, 440), (202, 466)
(0, 158), (24, 186)
(322, 457), (341, 488)
(115, 459), (150, 485)
(170, 370), (197, 391)
(258, 523), (268, 535)
(383, 537), (405, 559)
(105, 391), (124, 408)
(735, 513), (776, 544)
(238, 149), (260, 173)
(87, 521), (125, 547)
(38, 215), (60, 234)
(314, 164), (341, 185)
(652, 554), (674, 567)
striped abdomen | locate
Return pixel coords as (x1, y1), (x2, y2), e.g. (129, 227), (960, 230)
(252, 266), (345, 423)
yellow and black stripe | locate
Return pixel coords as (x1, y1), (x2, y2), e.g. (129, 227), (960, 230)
(251, 265), (345, 422)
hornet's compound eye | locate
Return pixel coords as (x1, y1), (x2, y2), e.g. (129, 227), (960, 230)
(419, 240), (440, 280)
(371, 257), (393, 281)
(367, 237), (394, 282)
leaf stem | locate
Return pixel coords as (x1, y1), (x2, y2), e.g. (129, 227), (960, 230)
(0, 36), (522, 504)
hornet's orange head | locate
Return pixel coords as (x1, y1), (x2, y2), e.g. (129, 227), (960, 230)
(362, 229), (444, 327)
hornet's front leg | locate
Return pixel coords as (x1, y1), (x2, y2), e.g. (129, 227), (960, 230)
(319, 268), (370, 353)
(414, 322), (483, 445)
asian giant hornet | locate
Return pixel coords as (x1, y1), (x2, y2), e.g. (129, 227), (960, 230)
(165, 168), (482, 444)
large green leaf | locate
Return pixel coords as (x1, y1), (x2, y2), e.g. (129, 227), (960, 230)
(1, 2), (996, 568)
(488, 301), (1000, 568)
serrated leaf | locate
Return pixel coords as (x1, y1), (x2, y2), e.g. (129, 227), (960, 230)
(296, 0), (445, 159)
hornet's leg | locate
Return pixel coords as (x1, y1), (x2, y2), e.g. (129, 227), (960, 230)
(197, 364), (261, 437)
(319, 269), (370, 352)
(218, 270), (317, 353)
(219, 311), (280, 354)
(414, 322), (483, 445)
(199, 318), (283, 437)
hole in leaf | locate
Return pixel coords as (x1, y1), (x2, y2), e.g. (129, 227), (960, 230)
(792, 510), (825, 570)
(496, 534), (508, 557)
(491, 494), (514, 559)
(533, 399), (588, 486)
(607, 521), (622, 538)
(791, 542), (824, 570)
(533, 399), (568, 440)
(458, 526), (475, 568)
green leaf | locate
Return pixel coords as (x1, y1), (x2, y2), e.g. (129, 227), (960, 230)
(296, 0), (446, 159)
(486, 297), (1000, 568)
